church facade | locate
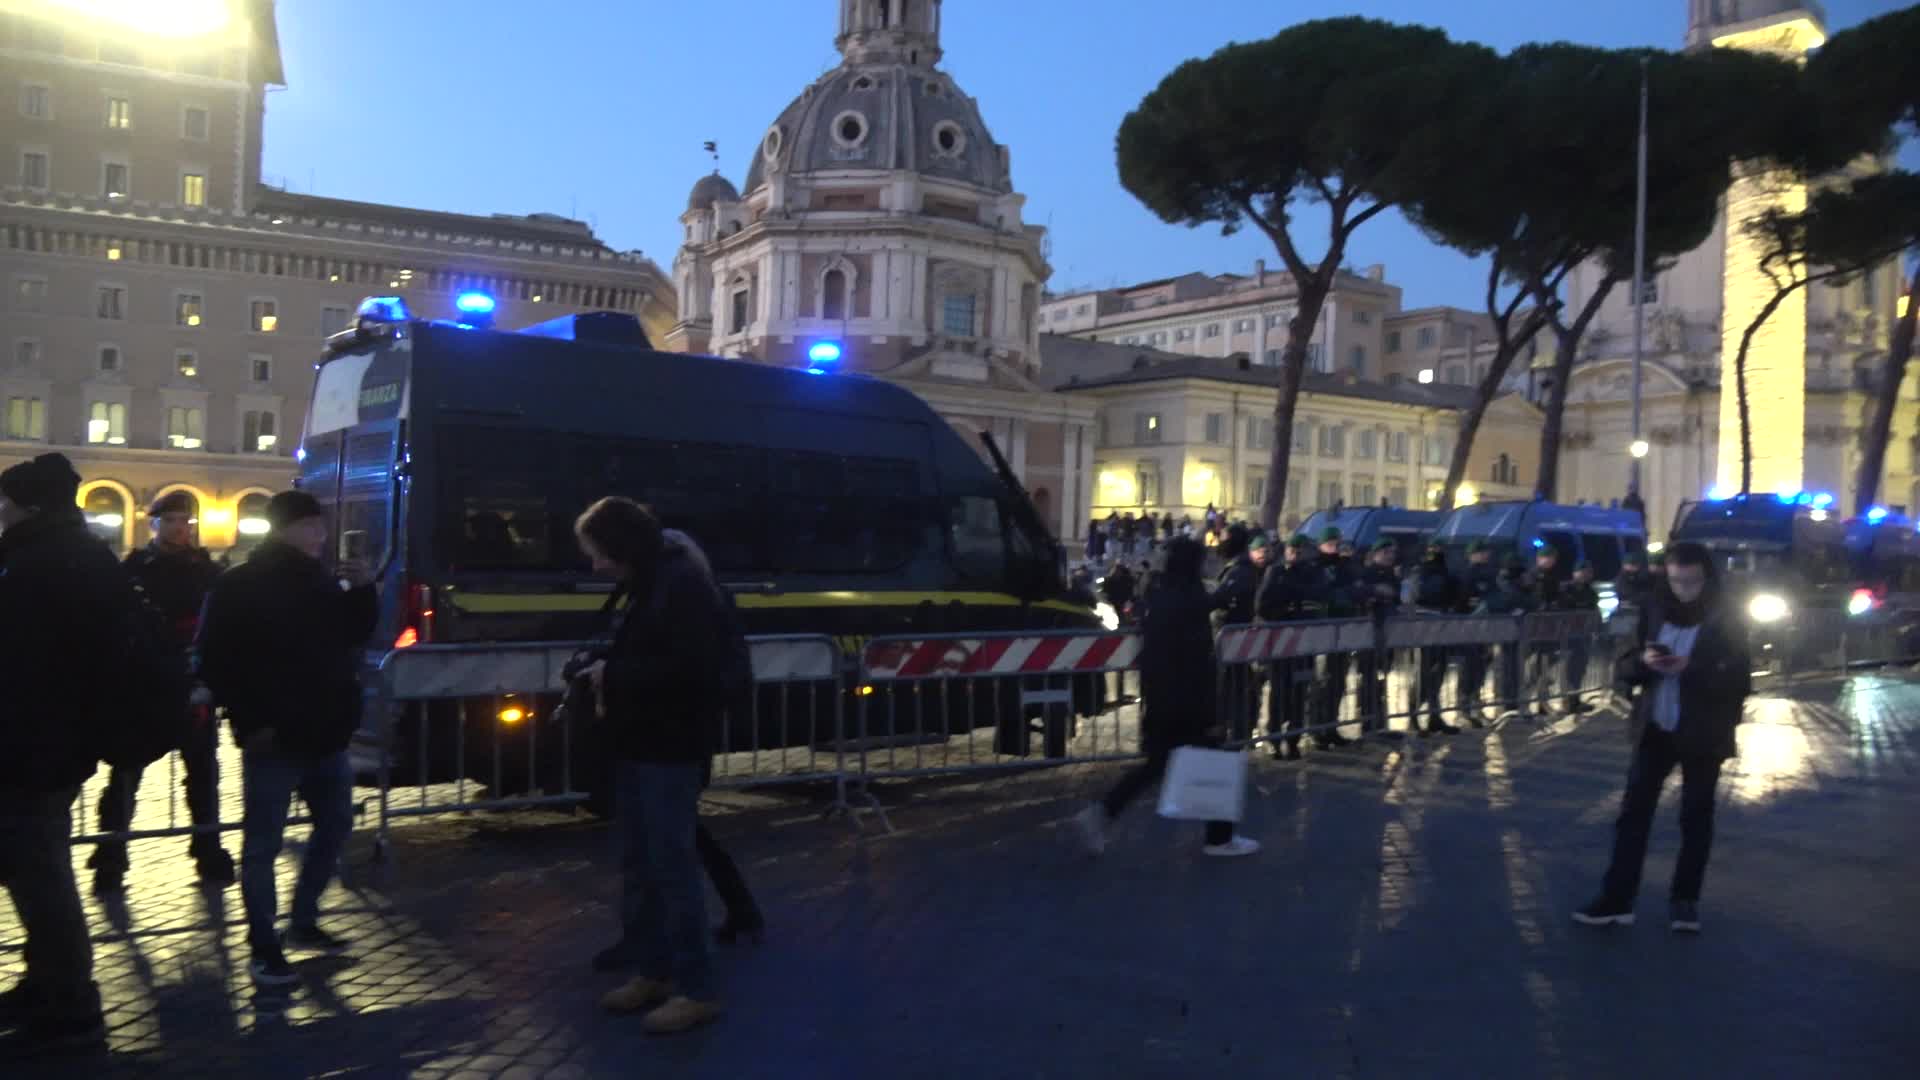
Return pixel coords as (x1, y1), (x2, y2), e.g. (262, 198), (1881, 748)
(665, 0), (1095, 542)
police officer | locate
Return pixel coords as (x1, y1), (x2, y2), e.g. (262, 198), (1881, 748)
(1561, 559), (1603, 713)
(1211, 524), (1260, 741)
(1313, 528), (1361, 743)
(1409, 542), (1465, 736)
(1457, 541), (1501, 725)
(1616, 551), (1654, 611)
(1478, 557), (1538, 719)
(1527, 544), (1571, 714)
(1357, 540), (1403, 736)
(91, 491), (234, 894)
(1257, 535), (1328, 759)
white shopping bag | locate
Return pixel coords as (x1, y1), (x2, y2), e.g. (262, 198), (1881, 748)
(1156, 746), (1248, 823)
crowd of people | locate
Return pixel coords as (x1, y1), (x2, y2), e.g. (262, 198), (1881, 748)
(1069, 518), (1752, 940)
(0, 455), (1753, 1059)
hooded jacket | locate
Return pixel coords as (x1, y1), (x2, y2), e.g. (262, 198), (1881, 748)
(197, 540), (378, 758)
(0, 509), (124, 791)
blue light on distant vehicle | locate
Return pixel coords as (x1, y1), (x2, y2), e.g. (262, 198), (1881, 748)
(357, 296), (411, 322)
(1811, 493), (1835, 509)
(1867, 506), (1890, 523)
(455, 291), (496, 316)
(808, 340), (844, 366)
(1706, 484), (1732, 501)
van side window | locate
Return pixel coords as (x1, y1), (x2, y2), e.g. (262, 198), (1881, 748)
(1580, 533), (1622, 580)
(1540, 530), (1577, 569)
(439, 426), (556, 571)
(769, 451), (922, 575)
(950, 496), (1007, 585)
(337, 429), (396, 568)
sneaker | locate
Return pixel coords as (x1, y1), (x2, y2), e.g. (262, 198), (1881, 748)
(592, 940), (643, 974)
(1670, 900), (1702, 934)
(193, 847), (237, 886)
(282, 924), (350, 956)
(641, 995), (723, 1036)
(249, 946), (299, 988)
(1070, 804), (1108, 857)
(602, 976), (675, 1015)
(1571, 898), (1636, 927)
(0, 1014), (107, 1061)
(1202, 836), (1261, 858)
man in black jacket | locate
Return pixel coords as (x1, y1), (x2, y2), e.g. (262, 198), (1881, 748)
(1258, 535), (1329, 759)
(1575, 542), (1751, 934)
(1409, 543), (1464, 736)
(1312, 529), (1361, 742)
(1457, 542), (1500, 725)
(198, 491), (377, 988)
(1211, 525), (1261, 741)
(0, 454), (116, 1059)
(91, 491), (232, 893)
(1356, 541), (1402, 736)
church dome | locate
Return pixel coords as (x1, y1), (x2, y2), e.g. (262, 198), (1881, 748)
(687, 172), (740, 212)
(744, 1), (1009, 197)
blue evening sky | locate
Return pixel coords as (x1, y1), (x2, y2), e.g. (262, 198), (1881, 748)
(261, 0), (1911, 311)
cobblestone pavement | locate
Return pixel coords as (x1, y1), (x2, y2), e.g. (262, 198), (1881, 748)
(4, 672), (1918, 1078)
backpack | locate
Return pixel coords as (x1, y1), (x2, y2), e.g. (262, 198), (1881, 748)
(95, 576), (196, 770)
(651, 570), (754, 722)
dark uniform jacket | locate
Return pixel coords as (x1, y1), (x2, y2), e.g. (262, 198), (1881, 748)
(198, 541), (378, 759)
(1411, 559), (1465, 614)
(0, 510), (124, 791)
(1257, 561), (1327, 622)
(1210, 553), (1259, 629)
(1317, 553), (1361, 617)
(125, 543), (219, 650)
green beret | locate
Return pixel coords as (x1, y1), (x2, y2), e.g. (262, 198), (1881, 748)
(1372, 539), (1397, 553)
(1319, 527), (1343, 542)
(1287, 534), (1314, 549)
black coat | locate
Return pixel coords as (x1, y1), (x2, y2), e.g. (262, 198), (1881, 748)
(197, 541), (378, 758)
(0, 510), (125, 791)
(1137, 581), (1217, 751)
(1317, 553), (1361, 617)
(1210, 553), (1259, 628)
(125, 543), (219, 649)
(1462, 561), (1501, 613)
(599, 543), (728, 765)
(1257, 560), (1327, 622)
(1615, 595), (1752, 761)
(1411, 559), (1464, 614)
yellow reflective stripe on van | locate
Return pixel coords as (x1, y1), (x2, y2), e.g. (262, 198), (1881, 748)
(446, 590), (1090, 617)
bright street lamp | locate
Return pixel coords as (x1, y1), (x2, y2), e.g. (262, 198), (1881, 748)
(1629, 439), (1649, 459)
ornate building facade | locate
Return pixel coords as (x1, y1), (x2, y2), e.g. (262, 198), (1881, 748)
(667, 0), (1095, 542)
(1555, 0), (1918, 533)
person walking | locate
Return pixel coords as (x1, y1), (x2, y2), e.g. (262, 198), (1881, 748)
(197, 492), (378, 989)
(1072, 537), (1259, 858)
(90, 491), (234, 895)
(0, 454), (115, 1059)
(1574, 542), (1751, 934)
(575, 499), (728, 1035)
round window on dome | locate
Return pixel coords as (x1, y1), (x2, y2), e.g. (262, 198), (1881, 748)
(851, 75), (876, 91)
(762, 126), (784, 162)
(832, 111), (869, 149)
(932, 121), (966, 157)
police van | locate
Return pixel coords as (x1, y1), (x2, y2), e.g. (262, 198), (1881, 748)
(300, 295), (1100, 787)
(1298, 506), (1441, 566)
(1430, 499), (1648, 584)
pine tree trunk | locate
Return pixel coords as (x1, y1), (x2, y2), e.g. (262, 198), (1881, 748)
(1533, 277), (1618, 502)
(1853, 263), (1920, 513)
(1260, 285), (1331, 534)
(1441, 337), (1523, 511)
(1731, 286), (1795, 494)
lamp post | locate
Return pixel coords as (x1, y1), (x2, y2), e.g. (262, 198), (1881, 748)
(1628, 55), (1650, 510)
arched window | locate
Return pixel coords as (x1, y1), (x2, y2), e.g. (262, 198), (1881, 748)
(234, 492), (272, 556)
(822, 268), (847, 320)
(83, 485), (130, 554)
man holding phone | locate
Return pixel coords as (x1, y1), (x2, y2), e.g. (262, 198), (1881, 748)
(197, 492), (378, 987)
(1574, 541), (1750, 934)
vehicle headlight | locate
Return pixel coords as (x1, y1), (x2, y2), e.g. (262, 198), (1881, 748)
(1847, 589), (1875, 617)
(1747, 593), (1790, 624)
(1095, 602), (1120, 631)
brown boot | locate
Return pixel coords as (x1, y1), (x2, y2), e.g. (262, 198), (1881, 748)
(601, 977), (674, 1014)
(642, 995), (723, 1035)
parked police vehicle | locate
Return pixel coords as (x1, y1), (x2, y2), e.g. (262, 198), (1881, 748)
(1671, 493), (1920, 665)
(1299, 506), (1441, 566)
(1430, 499), (1647, 621)
(301, 295), (1100, 790)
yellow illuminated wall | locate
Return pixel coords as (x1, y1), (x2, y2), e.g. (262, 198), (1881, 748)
(1713, 15), (1826, 495)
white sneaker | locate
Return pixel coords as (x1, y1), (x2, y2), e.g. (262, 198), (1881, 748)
(1071, 804), (1108, 856)
(1203, 836), (1261, 858)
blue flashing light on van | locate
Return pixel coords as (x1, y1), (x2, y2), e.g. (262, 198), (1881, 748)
(1867, 506), (1890, 523)
(357, 296), (411, 322)
(454, 291), (496, 316)
(807, 340), (844, 374)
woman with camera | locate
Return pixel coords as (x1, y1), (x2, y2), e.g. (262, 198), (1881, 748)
(570, 497), (732, 1035)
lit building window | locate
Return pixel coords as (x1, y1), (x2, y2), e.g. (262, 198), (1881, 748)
(176, 351), (198, 378)
(106, 97), (131, 129)
(243, 410), (278, 453)
(88, 401), (127, 445)
(84, 486), (129, 555)
(181, 173), (206, 207)
(251, 299), (277, 333)
(6, 396), (46, 440)
(166, 406), (205, 449)
(176, 293), (203, 327)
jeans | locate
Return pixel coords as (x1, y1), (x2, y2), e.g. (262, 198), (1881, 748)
(241, 748), (354, 952)
(1101, 737), (1234, 847)
(95, 711), (223, 868)
(615, 761), (712, 997)
(1600, 727), (1724, 904)
(0, 786), (100, 1018)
